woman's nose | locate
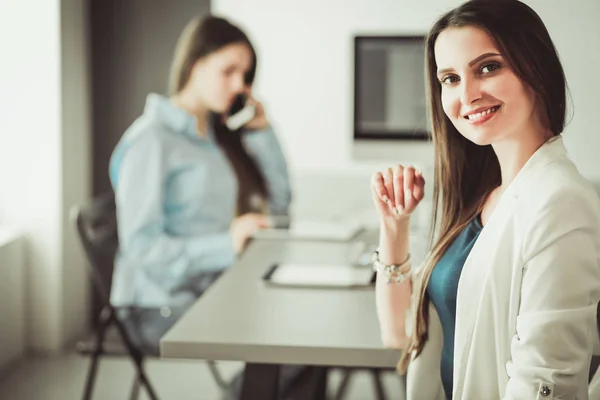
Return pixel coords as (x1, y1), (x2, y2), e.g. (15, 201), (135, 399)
(460, 78), (483, 105)
(232, 73), (245, 93)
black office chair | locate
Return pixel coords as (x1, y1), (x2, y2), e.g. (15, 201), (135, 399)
(590, 303), (600, 383)
(332, 368), (391, 400)
(73, 193), (230, 400)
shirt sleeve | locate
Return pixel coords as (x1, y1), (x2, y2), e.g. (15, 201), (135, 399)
(503, 189), (600, 399)
(110, 132), (236, 295)
(242, 125), (292, 215)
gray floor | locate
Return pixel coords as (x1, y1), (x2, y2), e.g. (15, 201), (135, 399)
(0, 353), (406, 400)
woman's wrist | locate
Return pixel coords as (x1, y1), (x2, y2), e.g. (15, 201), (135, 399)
(380, 215), (410, 235)
(378, 217), (410, 265)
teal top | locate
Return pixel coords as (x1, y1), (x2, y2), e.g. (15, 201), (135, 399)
(428, 217), (483, 399)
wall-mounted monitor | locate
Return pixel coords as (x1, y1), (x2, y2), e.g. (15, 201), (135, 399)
(353, 35), (428, 140)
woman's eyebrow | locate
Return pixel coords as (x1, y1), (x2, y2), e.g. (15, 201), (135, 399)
(437, 52), (502, 76)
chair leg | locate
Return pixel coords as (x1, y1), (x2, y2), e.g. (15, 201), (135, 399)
(82, 307), (112, 400)
(110, 309), (159, 400)
(370, 369), (387, 400)
(129, 375), (141, 400)
(82, 350), (102, 400)
(207, 360), (230, 393)
(333, 368), (353, 400)
(132, 359), (159, 400)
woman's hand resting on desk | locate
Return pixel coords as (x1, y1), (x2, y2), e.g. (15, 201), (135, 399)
(371, 165), (426, 223)
(231, 213), (271, 254)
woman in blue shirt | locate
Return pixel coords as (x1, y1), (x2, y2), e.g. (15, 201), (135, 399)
(109, 16), (297, 394)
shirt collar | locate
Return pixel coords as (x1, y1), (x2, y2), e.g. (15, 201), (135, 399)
(506, 135), (567, 199)
(144, 93), (215, 141)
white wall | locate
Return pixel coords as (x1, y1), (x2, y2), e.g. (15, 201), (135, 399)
(0, 0), (64, 351)
(0, 0), (91, 352)
(60, 0), (92, 351)
(213, 0), (455, 170)
(90, 0), (211, 196)
(531, 0), (600, 181)
(213, 0), (600, 181)
(0, 230), (25, 371)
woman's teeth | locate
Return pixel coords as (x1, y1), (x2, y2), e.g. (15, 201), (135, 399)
(467, 106), (499, 120)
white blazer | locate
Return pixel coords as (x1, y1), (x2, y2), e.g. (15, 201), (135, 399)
(405, 136), (600, 400)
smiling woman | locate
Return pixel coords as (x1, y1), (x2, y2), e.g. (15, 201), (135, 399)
(434, 29), (547, 147)
(371, 0), (600, 399)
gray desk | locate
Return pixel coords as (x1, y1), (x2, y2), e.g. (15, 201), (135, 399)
(161, 235), (402, 399)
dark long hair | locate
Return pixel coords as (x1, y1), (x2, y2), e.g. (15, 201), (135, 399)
(398, 0), (568, 373)
(169, 16), (268, 212)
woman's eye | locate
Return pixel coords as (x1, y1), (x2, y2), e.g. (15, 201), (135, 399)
(441, 75), (459, 85)
(481, 63), (501, 74)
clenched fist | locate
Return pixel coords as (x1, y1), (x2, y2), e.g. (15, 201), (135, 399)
(371, 165), (426, 221)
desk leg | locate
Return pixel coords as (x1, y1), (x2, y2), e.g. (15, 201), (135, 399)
(240, 363), (280, 400)
(286, 366), (328, 400)
(240, 364), (328, 400)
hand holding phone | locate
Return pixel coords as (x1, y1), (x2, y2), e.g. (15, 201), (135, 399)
(225, 92), (269, 131)
(225, 94), (256, 130)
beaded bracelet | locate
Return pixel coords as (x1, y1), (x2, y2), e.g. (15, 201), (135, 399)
(372, 250), (412, 284)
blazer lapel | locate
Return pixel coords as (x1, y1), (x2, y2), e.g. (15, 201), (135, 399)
(453, 184), (519, 398)
(452, 136), (568, 397)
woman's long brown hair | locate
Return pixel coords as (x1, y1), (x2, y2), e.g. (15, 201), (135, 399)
(169, 16), (268, 213)
(397, 0), (568, 373)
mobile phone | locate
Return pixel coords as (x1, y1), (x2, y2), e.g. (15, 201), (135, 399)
(226, 94), (256, 131)
(267, 215), (291, 229)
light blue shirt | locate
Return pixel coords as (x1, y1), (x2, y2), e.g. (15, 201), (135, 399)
(109, 93), (291, 307)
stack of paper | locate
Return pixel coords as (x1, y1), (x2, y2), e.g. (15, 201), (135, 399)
(253, 219), (364, 241)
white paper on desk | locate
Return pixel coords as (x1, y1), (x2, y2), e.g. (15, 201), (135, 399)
(254, 219), (363, 241)
(267, 263), (373, 287)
